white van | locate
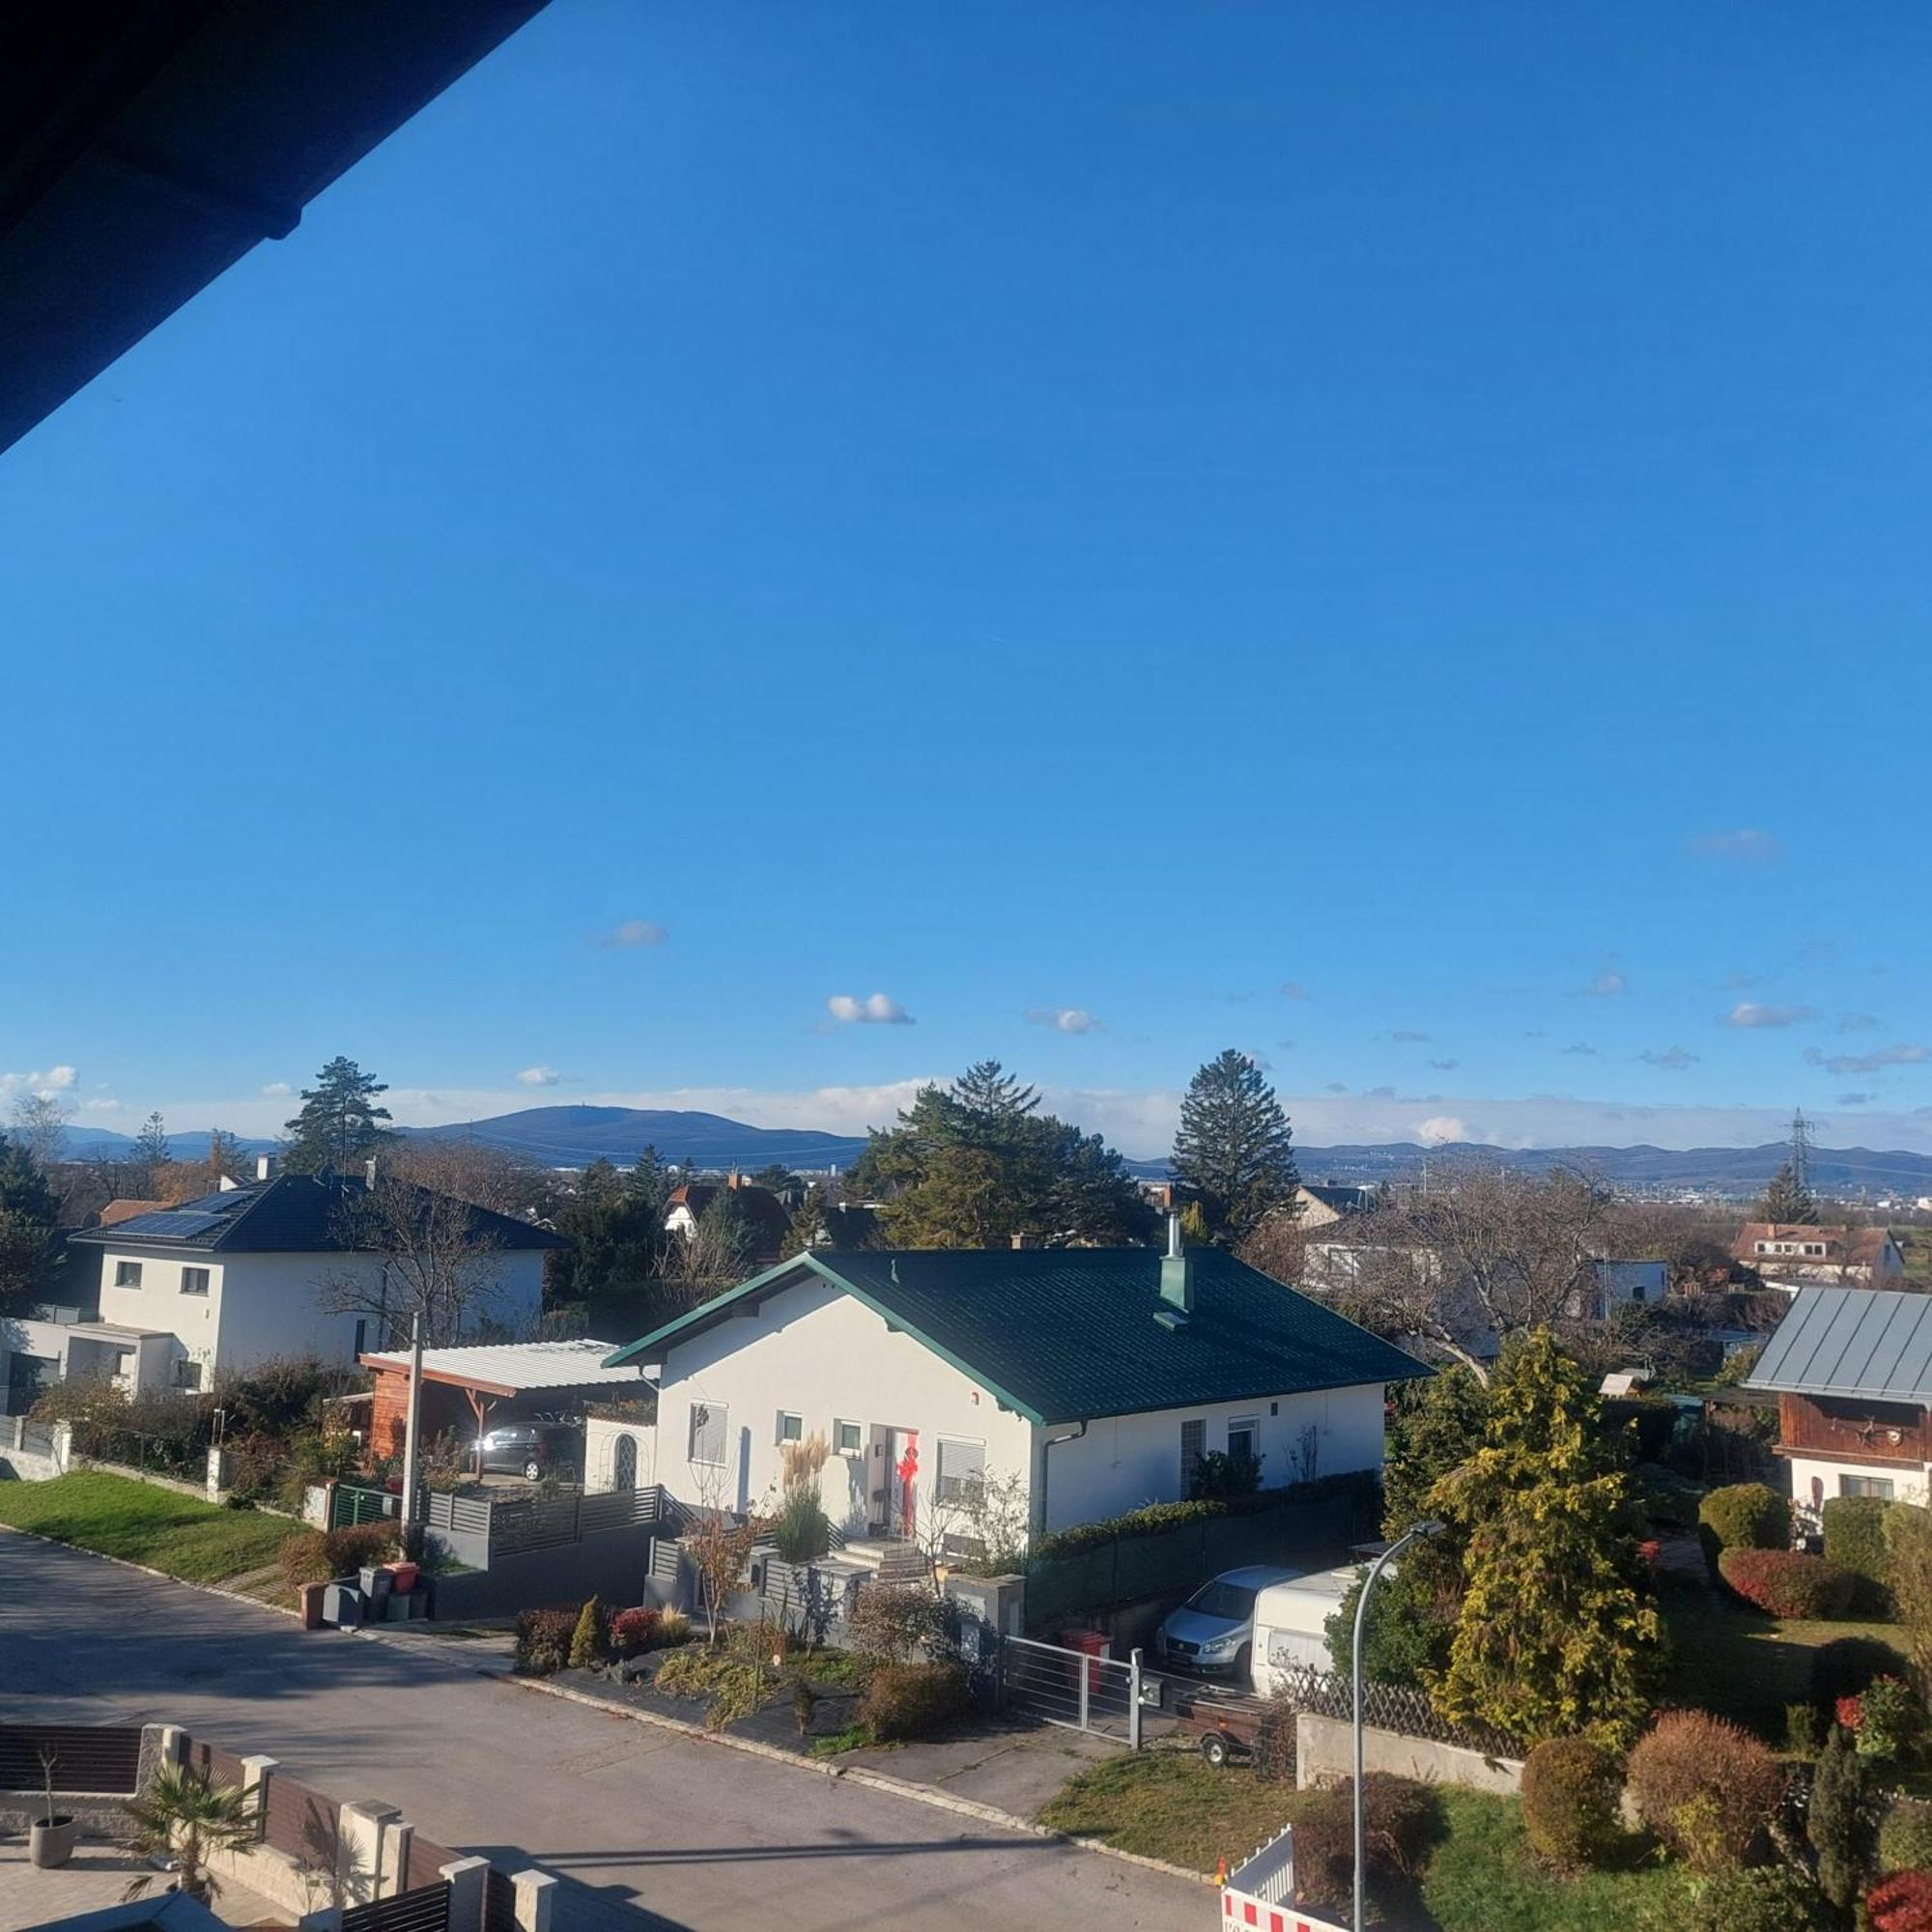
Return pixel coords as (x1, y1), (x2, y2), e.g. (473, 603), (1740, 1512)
(1248, 1564), (1363, 1690)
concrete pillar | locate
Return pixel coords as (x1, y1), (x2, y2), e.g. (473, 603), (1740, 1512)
(381, 1819), (413, 1898)
(206, 1443), (232, 1500)
(135, 1724), (177, 1793)
(440, 1856), (490, 1932)
(335, 1801), (399, 1906)
(238, 1755), (276, 1840)
(511, 1868), (556, 1932)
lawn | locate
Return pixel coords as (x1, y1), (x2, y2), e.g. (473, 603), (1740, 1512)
(0, 1471), (293, 1585)
(1037, 1753), (1681, 1930)
(1660, 1571), (1908, 1737)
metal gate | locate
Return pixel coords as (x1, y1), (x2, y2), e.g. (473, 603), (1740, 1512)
(330, 1483), (400, 1529)
(341, 1881), (449, 1932)
(998, 1634), (1146, 1742)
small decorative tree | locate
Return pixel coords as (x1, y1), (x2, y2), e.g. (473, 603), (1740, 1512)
(123, 1763), (260, 1904)
(1809, 1722), (1876, 1917)
(568, 1596), (609, 1669)
(1428, 1327), (1663, 1747)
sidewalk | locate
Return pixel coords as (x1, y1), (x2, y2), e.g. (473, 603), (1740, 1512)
(0, 1836), (288, 1930)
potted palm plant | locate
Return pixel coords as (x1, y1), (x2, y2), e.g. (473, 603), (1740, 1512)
(29, 1747), (77, 1869)
(123, 1763), (260, 1904)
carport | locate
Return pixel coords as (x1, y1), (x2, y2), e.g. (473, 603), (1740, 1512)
(357, 1339), (649, 1477)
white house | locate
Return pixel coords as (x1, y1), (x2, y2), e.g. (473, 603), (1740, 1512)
(1733, 1222), (1906, 1292)
(1747, 1285), (1932, 1508)
(43, 1168), (563, 1399)
(601, 1227), (1428, 1541)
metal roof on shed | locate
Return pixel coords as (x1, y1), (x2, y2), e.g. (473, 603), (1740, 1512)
(358, 1339), (644, 1397)
(1746, 1287), (1932, 1404)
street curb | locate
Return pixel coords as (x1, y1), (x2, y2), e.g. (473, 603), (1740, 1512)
(0, 1521), (300, 1621)
(494, 1668), (1213, 1888)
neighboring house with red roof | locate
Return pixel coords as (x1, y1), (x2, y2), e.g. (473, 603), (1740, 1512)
(1733, 1222), (1905, 1291)
(663, 1175), (792, 1261)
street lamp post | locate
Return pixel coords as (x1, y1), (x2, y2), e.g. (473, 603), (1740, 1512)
(1350, 1519), (1444, 1932)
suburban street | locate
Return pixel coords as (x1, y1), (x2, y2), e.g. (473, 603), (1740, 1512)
(0, 1531), (1202, 1932)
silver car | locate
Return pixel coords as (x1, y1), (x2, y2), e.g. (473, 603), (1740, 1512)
(1154, 1565), (1302, 1680)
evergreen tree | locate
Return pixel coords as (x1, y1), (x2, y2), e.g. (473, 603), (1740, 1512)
(282, 1058), (392, 1173)
(1429, 1328), (1663, 1747)
(132, 1112), (171, 1171)
(0, 1131), (60, 1311)
(1760, 1159), (1818, 1226)
(855, 1061), (1152, 1248)
(551, 1155), (666, 1300)
(1808, 1721), (1874, 1915)
(1170, 1049), (1301, 1242)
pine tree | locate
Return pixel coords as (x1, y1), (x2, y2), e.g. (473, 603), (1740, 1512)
(1760, 1160), (1817, 1226)
(282, 1058), (392, 1174)
(1429, 1328), (1663, 1747)
(1809, 1721), (1873, 1915)
(1170, 1049), (1301, 1242)
(0, 1131), (60, 1311)
(132, 1112), (171, 1170)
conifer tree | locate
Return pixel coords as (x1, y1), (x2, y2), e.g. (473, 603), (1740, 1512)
(1170, 1049), (1300, 1242)
(132, 1111), (171, 1170)
(0, 1131), (59, 1311)
(282, 1058), (391, 1173)
(1760, 1159), (1818, 1226)
(1429, 1328), (1662, 1747)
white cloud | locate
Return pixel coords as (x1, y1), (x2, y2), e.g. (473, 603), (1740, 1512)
(1723, 1002), (1815, 1029)
(1691, 827), (1785, 864)
(1392, 1030), (1432, 1043)
(827, 992), (914, 1026)
(260, 1081), (293, 1097)
(1837, 1011), (1882, 1033)
(1638, 1046), (1699, 1071)
(1428, 1058), (1460, 1071)
(592, 919), (668, 950)
(1416, 1116), (1470, 1145)
(1280, 981), (1311, 1000)
(1805, 1042), (1928, 1076)
(79, 1096), (128, 1114)
(1580, 972), (1627, 998)
(0, 1064), (78, 1101)
(1562, 1042), (1599, 1057)
(1026, 1007), (1102, 1036)
(515, 1065), (561, 1088)
(1839, 1092), (1874, 1106)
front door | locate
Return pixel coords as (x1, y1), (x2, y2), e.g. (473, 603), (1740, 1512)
(868, 1425), (921, 1536)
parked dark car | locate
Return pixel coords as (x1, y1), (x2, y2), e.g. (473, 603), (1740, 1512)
(476, 1423), (579, 1481)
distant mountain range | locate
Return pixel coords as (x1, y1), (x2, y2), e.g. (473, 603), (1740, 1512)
(51, 1106), (1932, 1199)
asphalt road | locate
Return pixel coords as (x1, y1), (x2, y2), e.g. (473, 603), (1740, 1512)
(0, 1532), (1204, 1932)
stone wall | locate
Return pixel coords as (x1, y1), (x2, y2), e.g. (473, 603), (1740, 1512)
(1295, 1712), (1524, 1796)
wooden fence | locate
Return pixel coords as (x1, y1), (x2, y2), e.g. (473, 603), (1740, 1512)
(0, 1722), (142, 1793)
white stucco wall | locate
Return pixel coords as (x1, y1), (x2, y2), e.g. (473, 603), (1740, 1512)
(585, 1413), (656, 1492)
(1034, 1382), (1387, 1535)
(88, 1243), (545, 1382)
(655, 1274), (1034, 1531)
(1786, 1453), (1931, 1508)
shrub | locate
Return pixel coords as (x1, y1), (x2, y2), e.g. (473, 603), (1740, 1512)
(1787, 1703), (1822, 1756)
(848, 1583), (956, 1662)
(1824, 1496), (1894, 1613)
(1634, 1463), (1705, 1533)
(1028, 1469), (1378, 1561)
(1858, 1676), (1924, 1763)
(1626, 1711), (1783, 1870)
(654, 1641), (775, 1728)
(1671, 1867), (1832, 1932)
(1699, 1483), (1791, 1577)
(514, 1607), (577, 1675)
(1288, 1776), (1442, 1915)
(1811, 1722), (1877, 1916)
(857, 1661), (971, 1742)
(1719, 1548), (1856, 1619)
(1870, 1870), (1932, 1932)
(1882, 1801), (1932, 1876)
(278, 1530), (332, 1591)
(1813, 1635), (1911, 1718)
(277, 1521), (398, 1591)
(610, 1606), (661, 1657)
(1521, 1736), (1624, 1869)
(1250, 1688), (1298, 1785)
(568, 1596), (609, 1668)
(655, 1608), (693, 1648)
(1187, 1448), (1264, 1499)
(771, 1488), (832, 1565)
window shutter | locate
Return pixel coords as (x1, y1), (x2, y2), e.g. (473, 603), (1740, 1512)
(1180, 1418), (1206, 1491)
(937, 1438), (985, 1500)
(689, 1402), (727, 1465)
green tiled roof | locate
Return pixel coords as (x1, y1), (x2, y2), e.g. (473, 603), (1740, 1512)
(604, 1246), (1428, 1426)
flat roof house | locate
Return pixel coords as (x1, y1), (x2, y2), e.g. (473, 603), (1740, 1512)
(56, 1170), (566, 1399)
(1746, 1285), (1932, 1507)
(603, 1230), (1427, 1542)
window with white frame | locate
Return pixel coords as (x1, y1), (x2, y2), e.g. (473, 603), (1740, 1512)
(834, 1419), (864, 1456)
(180, 1266), (210, 1295)
(777, 1410), (804, 1445)
(1227, 1417), (1261, 1467)
(935, 1436), (986, 1501)
(113, 1260), (142, 1288)
(688, 1401), (727, 1466)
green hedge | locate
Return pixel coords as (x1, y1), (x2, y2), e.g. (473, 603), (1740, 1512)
(1821, 1496), (1891, 1614)
(1032, 1470), (1378, 1562)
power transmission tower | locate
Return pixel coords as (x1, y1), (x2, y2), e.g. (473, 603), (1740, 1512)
(1790, 1108), (1815, 1195)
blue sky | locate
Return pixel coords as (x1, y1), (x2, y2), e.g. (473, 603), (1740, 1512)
(6, 1), (1932, 1159)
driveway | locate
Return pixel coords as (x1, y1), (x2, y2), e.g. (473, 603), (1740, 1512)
(0, 1531), (1202, 1931)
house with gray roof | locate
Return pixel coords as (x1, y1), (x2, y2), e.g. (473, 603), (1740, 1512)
(1746, 1285), (1932, 1508)
(601, 1221), (1427, 1548)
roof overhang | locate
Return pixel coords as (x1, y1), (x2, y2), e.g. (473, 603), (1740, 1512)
(1, 0), (553, 455)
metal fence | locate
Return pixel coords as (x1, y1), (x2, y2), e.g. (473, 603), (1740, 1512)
(998, 1634), (1146, 1743)
(0, 1723), (143, 1793)
(329, 1479), (666, 1554)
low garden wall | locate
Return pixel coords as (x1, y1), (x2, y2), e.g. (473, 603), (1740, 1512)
(1295, 1711), (1524, 1796)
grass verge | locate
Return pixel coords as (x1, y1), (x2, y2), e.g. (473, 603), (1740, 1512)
(0, 1470), (291, 1584)
(1036, 1748), (1296, 1873)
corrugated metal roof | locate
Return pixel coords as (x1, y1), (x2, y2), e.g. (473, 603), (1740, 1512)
(1747, 1287), (1932, 1403)
(359, 1340), (643, 1392)
(607, 1247), (1431, 1425)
